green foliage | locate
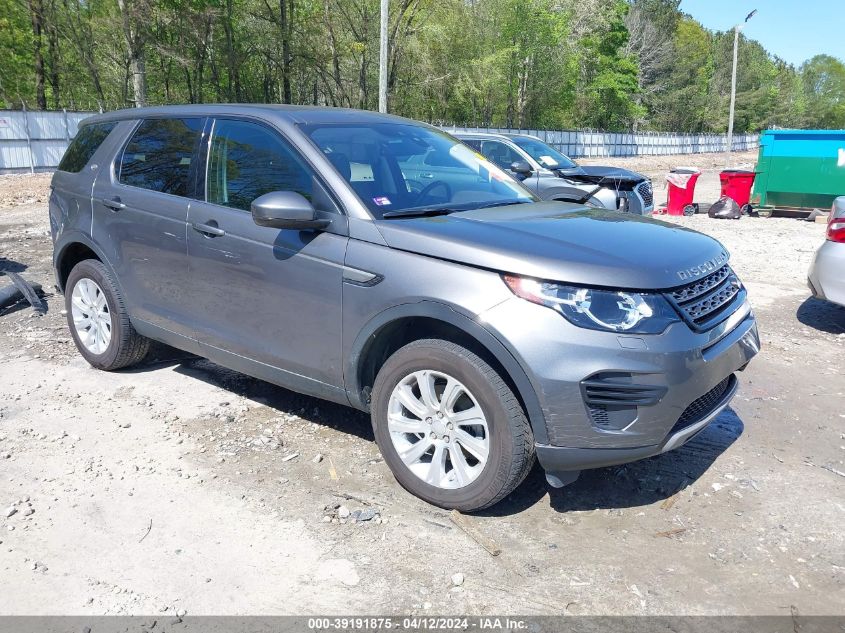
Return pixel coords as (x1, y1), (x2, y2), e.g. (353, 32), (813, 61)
(578, 0), (644, 130)
(0, 0), (37, 105)
(0, 0), (843, 131)
(801, 55), (845, 129)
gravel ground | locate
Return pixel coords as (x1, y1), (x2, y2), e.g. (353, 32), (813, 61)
(0, 163), (843, 616)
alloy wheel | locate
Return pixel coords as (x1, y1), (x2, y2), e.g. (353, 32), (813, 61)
(70, 278), (112, 355)
(386, 370), (490, 489)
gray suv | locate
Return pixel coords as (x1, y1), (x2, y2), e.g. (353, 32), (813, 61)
(50, 105), (760, 511)
(455, 132), (654, 214)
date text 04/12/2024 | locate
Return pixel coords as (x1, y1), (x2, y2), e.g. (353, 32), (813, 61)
(307, 617), (528, 630)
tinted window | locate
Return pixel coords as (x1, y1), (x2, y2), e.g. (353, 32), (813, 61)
(57, 122), (117, 173)
(119, 118), (203, 196)
(462, 139), (482, 152)
(207, 119), (313, 212)
(479, 141), (523, 170)
(303, 123), (534, 218)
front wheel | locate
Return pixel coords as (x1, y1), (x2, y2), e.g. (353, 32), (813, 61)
(683, 203), (698, 216)
(371, 339), (535, 511)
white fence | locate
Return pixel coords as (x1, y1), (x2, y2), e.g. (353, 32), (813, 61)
(0, 109), (93, 173)
(442, 126), (760, 158)
(0, 109), (761, 172)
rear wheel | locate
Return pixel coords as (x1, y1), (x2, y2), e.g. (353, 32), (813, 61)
(371, 339), (535, 511)
(65, 259), (150, 370)
(740, 204), (753, 216)
(683, 203), (697, 216)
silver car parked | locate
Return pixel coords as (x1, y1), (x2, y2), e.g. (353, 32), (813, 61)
(808, 196), (845, 307)
(50, 105), (758, 511)
(454, 132), (655, 214)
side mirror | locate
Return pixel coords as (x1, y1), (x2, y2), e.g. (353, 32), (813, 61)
(251, 191), (331, 230)
(510, 160), (533, 176)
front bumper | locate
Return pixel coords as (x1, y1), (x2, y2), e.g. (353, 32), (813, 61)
(479, 295), (760, 479)
(538, 373), (738, 485)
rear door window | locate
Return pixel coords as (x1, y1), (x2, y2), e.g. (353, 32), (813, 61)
(206, 118), (314, 212)
(57, 122), (117, 173)
(119, 118), (204, 196)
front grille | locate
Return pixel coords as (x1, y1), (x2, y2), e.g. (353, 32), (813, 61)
(669, 376), (733, 435)
(588, 405), (610, 426)
(636, 181), (654, 208)
(667, 265), (743, 330)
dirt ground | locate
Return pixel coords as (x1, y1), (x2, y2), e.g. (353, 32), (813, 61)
(1, 155), (843, 616)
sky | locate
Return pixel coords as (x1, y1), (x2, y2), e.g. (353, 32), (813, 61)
(679, 0), (844, 67)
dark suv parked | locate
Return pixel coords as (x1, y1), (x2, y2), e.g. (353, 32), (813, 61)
(50, 105), (759, 511)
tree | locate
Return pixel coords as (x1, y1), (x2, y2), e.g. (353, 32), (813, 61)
(0, 0), (841, 135)
(801, 55), (845, 129)
(576, 0), (644, 130)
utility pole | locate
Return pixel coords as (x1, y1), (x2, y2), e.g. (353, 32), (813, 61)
(726, 9), (757, 167)
(378, 0), (388, 113)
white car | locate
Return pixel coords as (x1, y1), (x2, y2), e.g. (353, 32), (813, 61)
(808, 196), (845, 307)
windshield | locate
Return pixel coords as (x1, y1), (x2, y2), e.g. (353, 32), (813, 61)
(510, 137), (578, 170)
(302, 123), (535, 218)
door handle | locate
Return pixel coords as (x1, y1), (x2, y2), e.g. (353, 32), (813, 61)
(100, 197), (125, 211)
(191, 221), (226, 237)
(420, 172), (435, 179)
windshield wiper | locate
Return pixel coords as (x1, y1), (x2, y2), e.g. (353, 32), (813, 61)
(381, 199), (532, 219)
(471, 199), (534, 210)
(381, 207), (458, 219)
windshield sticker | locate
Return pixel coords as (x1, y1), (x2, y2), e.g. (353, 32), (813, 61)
(373, 196), (392, 206)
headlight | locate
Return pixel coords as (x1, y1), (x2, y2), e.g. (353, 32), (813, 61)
(503, 275), (680, 334)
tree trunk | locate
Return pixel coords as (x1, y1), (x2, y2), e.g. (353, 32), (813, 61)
(45, 0), (61, 108)
(116, 0), (147, 107)
(278, 0), (292, 103)
(130, 54), (147, 107)
(223, 0), (241, 101)
(517, 53), (531, 128)
(28, 0), (47, 109)
(324, 0), (343, 105)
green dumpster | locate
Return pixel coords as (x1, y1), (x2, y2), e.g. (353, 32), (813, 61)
(753, 129), (845, 209)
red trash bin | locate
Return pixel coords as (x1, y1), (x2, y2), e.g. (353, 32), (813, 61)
(719, 169), (756, 213)
(665, 167), (701, 216)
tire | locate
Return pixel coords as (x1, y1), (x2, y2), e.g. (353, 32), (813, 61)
(65, 259), (150, 370)
(682, 204), (697, 216)
(371, 338), (535, 511)
(740, 204), (753, 216)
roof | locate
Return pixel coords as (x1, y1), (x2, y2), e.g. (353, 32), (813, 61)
(761, 128), (845, 136)
(449, 131), (544, 143)
(82, 104), (417, 127)
(449, 131), (512, 141)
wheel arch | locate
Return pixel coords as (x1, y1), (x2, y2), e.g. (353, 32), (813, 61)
(54, 234), (111, 292)
(347, 302), (549, 444)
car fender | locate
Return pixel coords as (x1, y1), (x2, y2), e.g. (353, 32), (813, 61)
(345, 300), (549, 444)
(53, 230), (120, 293)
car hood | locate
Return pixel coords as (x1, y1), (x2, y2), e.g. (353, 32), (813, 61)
(578, 165), (647, 181)
(375, 201), (729, 289)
